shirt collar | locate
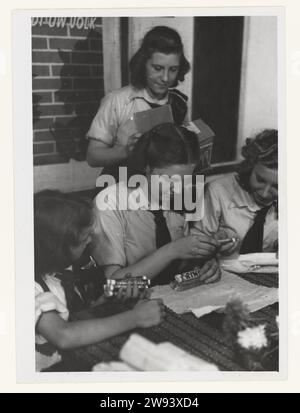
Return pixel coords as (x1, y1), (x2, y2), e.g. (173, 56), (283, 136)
(127, 184), (151, 210)
(127, 183), (179, 213)
(228, 175), (260, 212)
(128, 87), (169, 105)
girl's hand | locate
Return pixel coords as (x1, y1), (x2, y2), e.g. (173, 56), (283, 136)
(116, 282), (140, 301)
(169, 234), (218, 260)
(215, 229), (240, 256)
(132, 299), (164, 328)
(90, 294), (108, 307)
(198, 258), (222, 284)
(125, 134), (140, 156)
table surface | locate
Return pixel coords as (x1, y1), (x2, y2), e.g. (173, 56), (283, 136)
(61, 272), (278, 372)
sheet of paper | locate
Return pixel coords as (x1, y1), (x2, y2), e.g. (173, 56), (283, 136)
(151, 270), (278, 316)
(238, 252), (278, 265)
(220, 253), (278, 274)
(191, 305), (223, 318)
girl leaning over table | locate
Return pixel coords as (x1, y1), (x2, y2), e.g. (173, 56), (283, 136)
(86, 26), (190, 175)
(91, 123), (221, 287)
(191, 129), (278, 257)
(34, 190), (164, 372)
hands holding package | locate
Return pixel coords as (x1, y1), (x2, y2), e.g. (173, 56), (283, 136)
(95, 230), (239, 329)
(166, 228), (240, 285)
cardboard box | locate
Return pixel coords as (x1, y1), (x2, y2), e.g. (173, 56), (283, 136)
(133, 106), (215, 173)
(183, 118), (215, 173)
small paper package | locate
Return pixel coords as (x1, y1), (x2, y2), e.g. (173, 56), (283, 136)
(184, 118), (215, 173)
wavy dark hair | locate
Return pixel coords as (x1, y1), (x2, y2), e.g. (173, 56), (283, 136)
(129, 26), (190, 89)
(34, 190), (94, 280)
(129, 123), (199, 173)
(238, 129), (278, 192)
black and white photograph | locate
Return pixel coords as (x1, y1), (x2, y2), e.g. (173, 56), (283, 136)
(13, 8), (284, 381)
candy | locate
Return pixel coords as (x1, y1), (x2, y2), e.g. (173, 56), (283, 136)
(171, 268), (204, 291)
(104, 276), (151, 297)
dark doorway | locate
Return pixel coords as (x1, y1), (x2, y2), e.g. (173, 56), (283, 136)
(192, 17), (244, 163)
(120, 17), (129, 87)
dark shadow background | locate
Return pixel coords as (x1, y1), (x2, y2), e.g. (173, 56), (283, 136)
(192, 17), (244, 164)
(51, 29), (104, 161)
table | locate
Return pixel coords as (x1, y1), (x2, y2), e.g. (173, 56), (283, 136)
(61, 272), (278, 372)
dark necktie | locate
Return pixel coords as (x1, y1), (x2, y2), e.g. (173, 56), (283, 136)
(152, 209), (172, 248)
(151, 210), (180, 285)
(56, 270), (87, 315)
(168, 90), (188, 125)
(239, 205), (272, 254)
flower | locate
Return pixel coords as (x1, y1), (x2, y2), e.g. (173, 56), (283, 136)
(237, 325), (268, 350)
(223, 299), (250, 336)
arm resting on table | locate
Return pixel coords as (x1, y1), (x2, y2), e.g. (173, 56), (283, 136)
(36, 309), (137, 350)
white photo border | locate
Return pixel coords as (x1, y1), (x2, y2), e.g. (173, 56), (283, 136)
(13, 6), (286, 383)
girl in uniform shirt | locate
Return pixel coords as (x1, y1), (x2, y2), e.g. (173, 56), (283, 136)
(192, 129), (278, 256)
(91, 123), (220, 286)
(86, 26), (190, 172)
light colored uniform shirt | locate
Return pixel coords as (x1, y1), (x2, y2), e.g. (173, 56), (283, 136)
(87, 85), (168, 147)
(93, 182), (189, 269)
(35, 275), (69, 372)
(191, 173), (278, 252)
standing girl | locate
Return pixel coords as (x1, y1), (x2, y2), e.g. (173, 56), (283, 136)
(86, 26), (190, 169)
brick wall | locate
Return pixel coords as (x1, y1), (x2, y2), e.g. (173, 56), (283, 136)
(32, 17), (104, 166)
